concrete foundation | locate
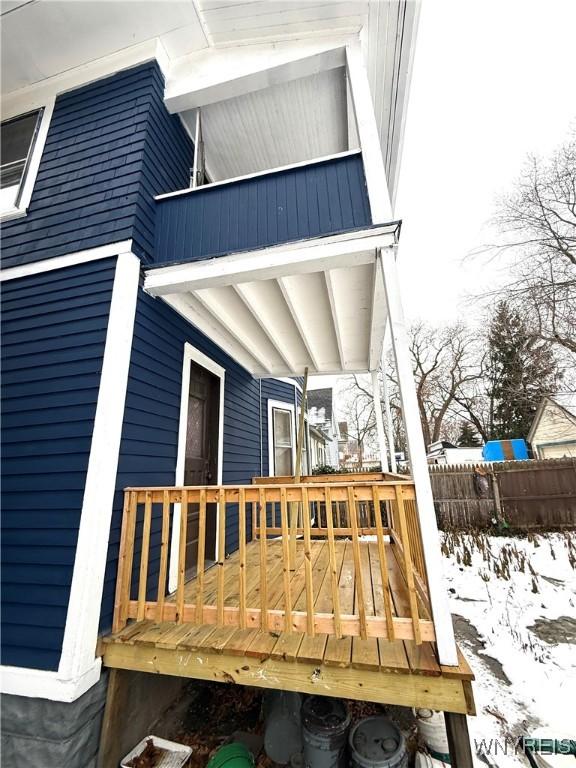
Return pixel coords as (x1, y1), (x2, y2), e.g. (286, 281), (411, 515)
(1, 673), (108, 768)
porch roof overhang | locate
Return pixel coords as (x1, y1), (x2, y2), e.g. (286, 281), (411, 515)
(144, 224), (399, 378)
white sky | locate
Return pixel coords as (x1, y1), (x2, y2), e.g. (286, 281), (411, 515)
(395, 0), (576, 324)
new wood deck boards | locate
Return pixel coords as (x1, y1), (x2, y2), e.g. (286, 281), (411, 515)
(104, 539), (454, 674)
(102, 539), (475, 714)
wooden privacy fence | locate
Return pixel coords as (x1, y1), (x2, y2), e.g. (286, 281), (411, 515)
(429, 458), (576, 530)
(112, 481), (434, 645)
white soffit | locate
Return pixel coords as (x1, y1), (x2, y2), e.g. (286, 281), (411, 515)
(1, 1), (418, 203)
(182, 67), (349, 181)
(0, 0), (208, 94)
(144, 226), (397, 377)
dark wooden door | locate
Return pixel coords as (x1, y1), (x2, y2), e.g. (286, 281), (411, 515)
(184, 362), (219, 577)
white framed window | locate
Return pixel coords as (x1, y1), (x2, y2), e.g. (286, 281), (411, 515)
(1, 99), (54, 221)
(268, 399), (296, 477)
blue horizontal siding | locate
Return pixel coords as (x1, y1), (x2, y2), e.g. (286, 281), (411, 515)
(1, 63), (193, 270)
(0, 258), (116, 671)
(99, 288), (262, 634)
(153, 153), (371, 265)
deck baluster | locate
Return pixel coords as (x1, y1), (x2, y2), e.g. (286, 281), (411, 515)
(217, 488), (226, 626)
(301, 487), (315, 636)
(280, 486), (293, 632)
(156, 489), (171, 622)
(324, 486), (342, 638)
(137, 491), (153, 622)
(176, 489), (188, 624)
(371, 485), (395, 640)
(196, 489), (207, 623)
(238, 488), (247, 629)
(394, 485), (422, 643)
(259, 488), (268, 630)
(347, 485), (367, 640)
(113, 490), (137, 632)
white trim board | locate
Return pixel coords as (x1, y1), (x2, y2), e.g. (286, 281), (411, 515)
(345, 43), (393, 224)
(0, 240), (134, 282)
(155, 150), (361, 201)
(144, 225), (398, 296)
(267, 399), (297, 477)
(0, 248), (141, 701)
(169, 342), (226, 593)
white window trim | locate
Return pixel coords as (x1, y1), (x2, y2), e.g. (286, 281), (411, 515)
(267, 399), (297, 477)
(1, 98), (55, 222)
(0, 243), (141, 702)
(168, 343), (225, 593)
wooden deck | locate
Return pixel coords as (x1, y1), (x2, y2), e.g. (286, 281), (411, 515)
(101, 538), (475, 714)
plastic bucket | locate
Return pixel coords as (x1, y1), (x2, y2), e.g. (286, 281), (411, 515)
(263, 690), (303, 765)
(302, 696), (351, 768)
(415, 752), (450, 767)
(413, 709), (450, 763)
(207, 743), (255, 768)
(348, 716), (408, 768)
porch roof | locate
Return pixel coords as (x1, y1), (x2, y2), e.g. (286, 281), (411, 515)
(144, 223), (399, 378)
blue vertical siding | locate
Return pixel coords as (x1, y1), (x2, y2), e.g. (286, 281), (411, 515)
(0, 63), (193, 270)
(153, 152), (371, 265)
(1, 259), (116, 670)
(99, 288), (261, 633)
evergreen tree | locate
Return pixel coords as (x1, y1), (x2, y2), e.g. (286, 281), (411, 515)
(456, 421), (481, 447)
(487, 301), (559, 439)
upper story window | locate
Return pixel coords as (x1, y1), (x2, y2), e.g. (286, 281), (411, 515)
(0, 101), (53, 221)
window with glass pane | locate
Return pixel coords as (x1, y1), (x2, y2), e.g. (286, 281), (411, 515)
(273, 408), (293, 476)
(1, 110), (42, 191)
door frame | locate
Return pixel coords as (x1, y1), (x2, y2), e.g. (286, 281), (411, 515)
(169, 342), (225, 593)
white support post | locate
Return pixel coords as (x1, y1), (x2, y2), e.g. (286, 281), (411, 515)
(378, 246), (458, 666)
(371, 370), (389, 472)
(381, 341), (397, 473)
(345, 43), (393, 223)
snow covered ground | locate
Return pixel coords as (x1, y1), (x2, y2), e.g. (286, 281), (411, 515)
(441, 531), (576, 766)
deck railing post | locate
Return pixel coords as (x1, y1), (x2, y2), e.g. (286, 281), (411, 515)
(379, 248), (459, 665)
(112, 490), (137, 633)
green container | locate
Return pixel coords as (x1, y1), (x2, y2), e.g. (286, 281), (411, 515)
(207, 743), (255, 768)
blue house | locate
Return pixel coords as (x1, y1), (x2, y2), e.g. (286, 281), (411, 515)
(1, 3), (475, 766)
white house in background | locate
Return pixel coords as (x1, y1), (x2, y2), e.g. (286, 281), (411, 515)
(308, 423), (329, 470)
(307, 388), (341, 468)
(528, 394), (576, 459)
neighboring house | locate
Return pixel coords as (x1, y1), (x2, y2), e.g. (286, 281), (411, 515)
(307, 388), (340, 468)
(427, 441), (484, 466)
(308, 424), (329, 470)
(528, 394), (576, 459)
(0, 4), (474, 766)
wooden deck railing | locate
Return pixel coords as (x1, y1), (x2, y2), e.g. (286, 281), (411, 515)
(112, 480), (434, 644)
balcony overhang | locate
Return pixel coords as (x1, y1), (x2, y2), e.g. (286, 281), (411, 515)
(144, 224), (399, 378)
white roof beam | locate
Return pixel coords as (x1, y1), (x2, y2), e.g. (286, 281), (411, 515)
(324, 270), (345, 370)
(233, 283), (306, 373)
(161, 293), (265, 376)
(277, 277), (323, 373)
(193, 288), (275, 375)
(368, 259), (388, 371)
